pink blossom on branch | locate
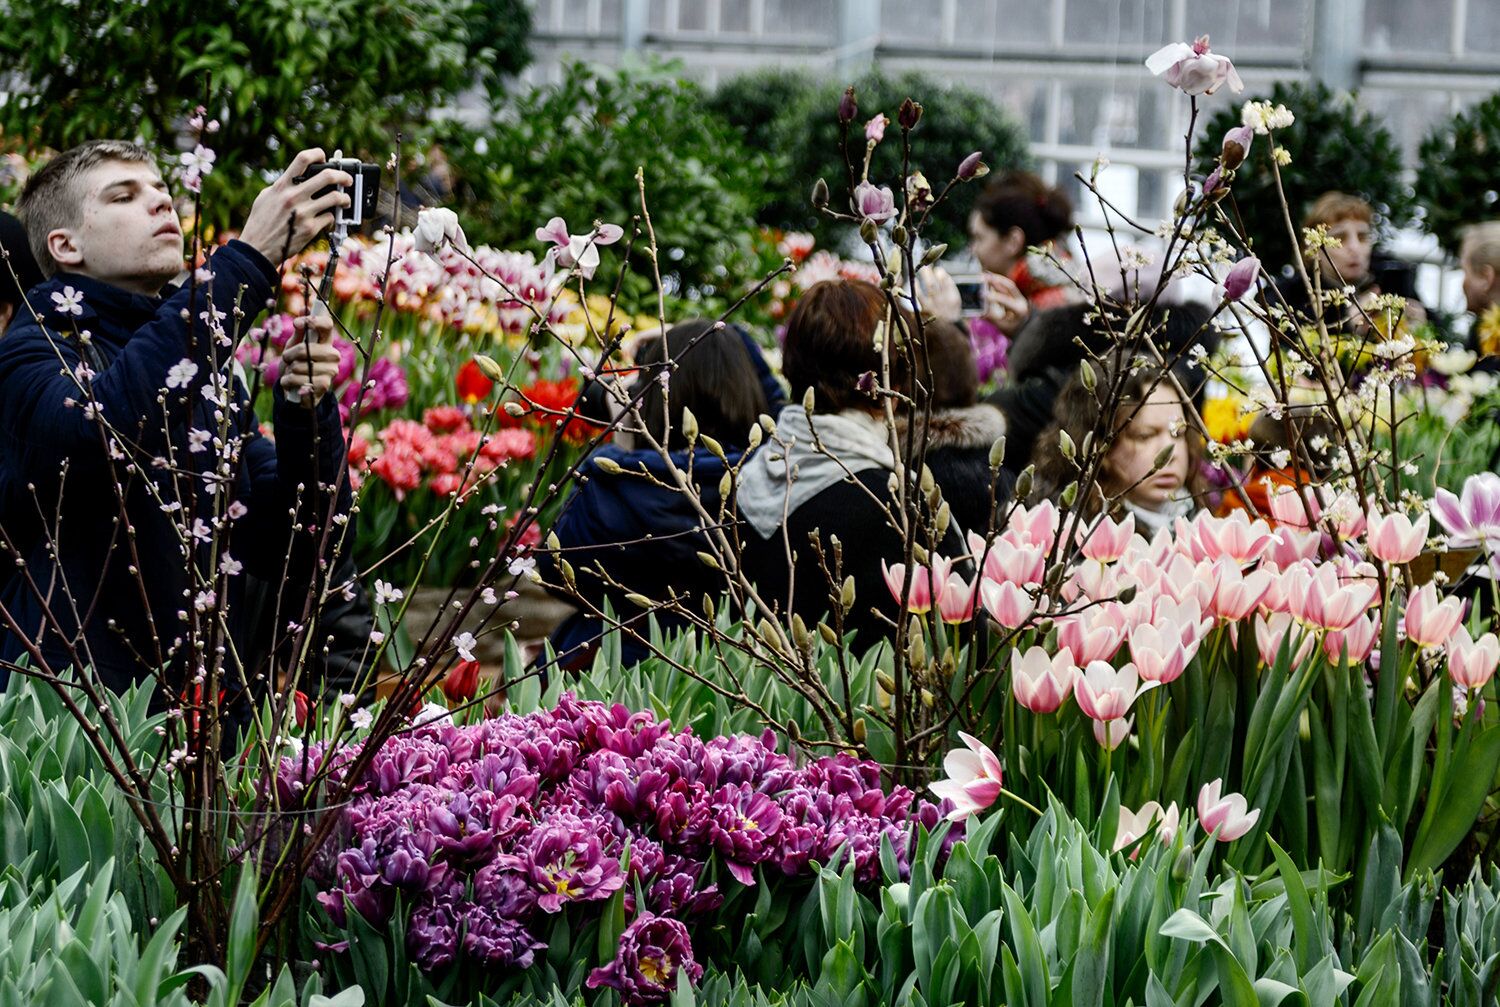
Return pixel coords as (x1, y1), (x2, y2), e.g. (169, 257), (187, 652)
(853, 181), (897, 224)
(1145, 35), (1244, 96)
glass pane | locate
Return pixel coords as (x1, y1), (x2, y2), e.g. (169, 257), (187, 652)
(1364, 0), (1454, 54)
(533, 0), (561, 29)
(721, 0), (752, 32)
(953, 0), (1052, 47)
(1468, 0), (1500, 57)
(677, 1), (708, 30)
(649, 0), (670, 30)
(1360, 88), (1461, 169)
(563, 0), (596, 30)
(1063, 0), (1171, 48)
(763, 0), (838, 38)
(1196, 0), (1311, 51)
(599, 0), (622, 31)
(882, 0), (943, 43)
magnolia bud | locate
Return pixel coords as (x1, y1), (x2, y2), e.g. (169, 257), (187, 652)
(920, 465), (936, 495)
(877, 670), (897, 694)
(545, 530), (561, 552)
(791, 614), (814, 653)
(859, 218), (879, 244)
(787, 718), (801, 742)
(892, 224), (909, 246)
(1220, 125), (1254, 171)
(852, 716), (868, 743)
(935, 500), (951, 538)
(920, 688), (935, 709)
(1080, 360), (1097, 391)
(697, 551), (721, 570)
(560, 558), (576, 590)
(898, 98), (922, 129)
(988, 435), (1006, 470)
(1153, 444), (1176, 471)
(957, 151), (987, 180)
(701, 434), (726, 461)
(703, 595), (716, 619)
(718, 471), (733, 498)
(920, 243), (948, 266)
(841, 575), (857, 612)
(811, 177), (830, 208)
(747, 422), (763, 449)
(1015, 466), (1033, 500)
(503, 401), (527, 417)
(1061, 481), (1077, 507)
(803, 385), (816, 415)
(594, 456), (623, 475)
(818, 621), (839, 645)
(838, 86), (857, 124)
(908, 632), (926, 669)
(1116, 584), (1137, 604)
(626, 592), (653, 609)
(474, 354), (505, 381)
(1058, 429), (1076, 460)
(759, 414), (776, 436)
(912, 542), (929, 565)
(681, 406), (699, 443)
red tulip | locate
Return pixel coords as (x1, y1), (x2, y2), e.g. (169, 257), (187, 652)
(455, 359), (495, 404)
(293, 690), (309, 729)
(442, 659), (482, 705)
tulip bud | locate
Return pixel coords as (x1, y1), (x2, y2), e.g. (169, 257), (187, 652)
(811, 177), (830, 208)
(841, 575), (857, 612)
(503, 401), (527, 417)
(892, 224), (909, 246)
(680, 406), (699, 443)
(838, 86), (857, 124)
(1059, 429), (1076, 460)
(474, 354), (505, 382)
(1172, 847), (1194, 882)
(594, 456), (623, 475)
(920, 243), (948, 266)
(818, 621), (839, 645)
(989, 435), (1006, 469)
(957, 151), (987, 180)
(859, 218), (879, 244)
(898, 98), (922, 129)
(1015, 466), (1033, 500)
(697, 551), (721, 570)
(1061, 481), (1077, 507)
(1080, 360), (1097, 391)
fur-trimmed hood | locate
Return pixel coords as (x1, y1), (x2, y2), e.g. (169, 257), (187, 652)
(899, 403), (1007, 453)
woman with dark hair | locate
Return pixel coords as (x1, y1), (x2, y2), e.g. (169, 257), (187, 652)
(968, 171), (1079, 336)
(737, 280), (964, 647)
(540, 320), (782, 668)
(1030, 357), (1206, 535)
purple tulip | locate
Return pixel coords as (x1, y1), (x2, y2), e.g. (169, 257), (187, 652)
(524, 813), (625, 912)
(707, 785), (784, 885)
(406, 898), (461, 972)
(1223, 256), (1261, 302)
(854, 181), (897, 224)
(586, 914), (703, 1003)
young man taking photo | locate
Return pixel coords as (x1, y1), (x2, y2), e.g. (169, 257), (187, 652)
(0, 140), (356, 696)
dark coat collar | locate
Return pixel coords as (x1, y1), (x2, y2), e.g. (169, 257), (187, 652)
(24, 272), (176, 346)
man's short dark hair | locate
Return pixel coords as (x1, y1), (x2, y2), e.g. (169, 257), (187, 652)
(16, 140), (157, 278)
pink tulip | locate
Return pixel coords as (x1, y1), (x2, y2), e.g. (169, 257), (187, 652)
(1010, 646), (1078, 714)
(1257, 565), (1291, 615)
(929, 731), (1003, 821)
(1094, 716), (1134, 751)
(1433, 472), (1500, 549)
(1266, 527), (1321, 567)
(1256, 612), (1316, 668)
(853, 180), (897, 224)
(1155, 596), (1211, 653)
(1056, 609), (1126, 664)
(1007, 500), (1059, 552)
(1324, 614), (1378, 665)
(1197, 779), (1260, 841)
(1192, 511), (1274, 565)
(1074, 660), (1155, 722)
(1114, 801), (1180, 855)
(1324, 492), (1367, 540)
(1159, 554), (1214, 609)
(936, 570), (978, 624)
(1223, 256), (1260, 302)
(1079, 513), (1136, 563)
(1069, 562), (1121, 604)
(1129, 621), (1190, 684)
(981, 578), (1040, 629)
(1145, 35), (1244, 95)
(1268, 485), (1322, 531)
(1207, 558), (1273, 622)
(968, 531), (1045, 587)
(1404, 582), (1464, 648)
(881, 557), (951, 615)
(1286, 563), (1378, 632)
(1447, 625), (1500, 691)
(1366, 511), (1429, 565)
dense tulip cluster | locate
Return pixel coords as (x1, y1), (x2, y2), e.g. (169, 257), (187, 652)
(291, 695), (939, 999)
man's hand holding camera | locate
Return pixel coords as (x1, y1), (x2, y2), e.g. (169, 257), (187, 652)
(278, 310), (340, 405)
(238, 148), (353, 264)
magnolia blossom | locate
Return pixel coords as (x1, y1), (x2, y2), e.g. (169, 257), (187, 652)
(414, 207), (470, 255)
(864, 114), (888, 143)
(1434, 472), (1500, 550)
(929, 732), (1003, 821)
(1223, 256), (1260, 302)
(853, 181), (896, 224)
(1198, 780), (1259, 841)
(1145, 35), (1244, 96)
(536, 216), (624, 279)
(1074, 660), (1155, 722)
(1010, 646), (1077, 714)
(1448, 625), (1500, 691)
(1404, 583), (1465, 649)
(1366, 511), (1429, 565)
(1220, 124), (1254, 168)
(1114, 801), (1180, 855)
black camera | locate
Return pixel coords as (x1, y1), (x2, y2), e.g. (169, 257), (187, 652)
(954, 276), (985, 315)
(294, 155), (381, 229)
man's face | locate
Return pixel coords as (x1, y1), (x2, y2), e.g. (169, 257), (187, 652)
(1319, 217), (1372, 286)
(51, 160), (183, 295)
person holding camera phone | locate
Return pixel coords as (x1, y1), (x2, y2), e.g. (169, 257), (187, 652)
(0, 140), (355, 696)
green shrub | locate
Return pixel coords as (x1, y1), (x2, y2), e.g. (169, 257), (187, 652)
(707, 68), (1033, 250)
(1415, 92), (1500, 256)
(1196, 81), (1414, 272)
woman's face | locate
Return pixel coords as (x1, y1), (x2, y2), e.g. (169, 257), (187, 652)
(1461, 242), (1499, 314)
(968, 211), (1024, 276)
(1105, 386), (1190, 511)
(1319, 217), (1373, 286)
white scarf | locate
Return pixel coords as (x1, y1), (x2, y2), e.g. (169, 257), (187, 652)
(1123, 495), (1196, 536)
(737, 406), (897, 539)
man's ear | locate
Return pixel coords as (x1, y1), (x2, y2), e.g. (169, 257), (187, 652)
(46, 228), (83, 271)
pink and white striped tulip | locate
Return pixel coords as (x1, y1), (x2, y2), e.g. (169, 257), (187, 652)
(1197, 779), (1260, 842)
(1114, 801), (1180, 855)
(1285, 563), (1378, 631)
(1434, 472), (1500, 550)
(968, 531), (1046, 587)
(1093, 716), (1134, 751)
(881, 557), (952, 615)
(929, 731), (1004, 821)
(1010, 646), (1078, 714)
(980, 578), (1040, 629)
(1324, 492), (1368, 540)
(1008, 500), (1060, 552)
(1129, 621), (1190, 684)
(1323, 613), (1378, 665)
(1191, 511), (1274, 566)
(1206, 558), (1274, 622)
(1266, 527), (1321, 568)
(1268, 484), (1322, 530)
(1366, 511), (1429, 565)
(1404, 582), (1465, 648)
(936, 570), (978, 624)
(1074, 660), (1156, 722)
(1079, 513), (1136, 563)
(1256, 612), (1316, 668)
(1447, 625), (1500, 691)
(1056, 609), (1126, 664)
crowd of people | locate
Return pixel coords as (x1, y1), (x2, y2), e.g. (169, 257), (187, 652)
(4, 138), (1500, 694)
